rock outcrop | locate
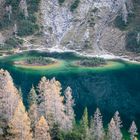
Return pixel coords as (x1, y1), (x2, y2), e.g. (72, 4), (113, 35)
(40, 0), (129, 55)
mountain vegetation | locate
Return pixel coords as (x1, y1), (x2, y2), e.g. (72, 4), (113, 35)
(114, 0), (140, 52)
(0, 69), (139, 140)
(0, 0), (41, 51)
(77, 57), (106, 67)
(23, 57), (56, 65)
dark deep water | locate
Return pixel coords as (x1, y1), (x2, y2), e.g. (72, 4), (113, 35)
(0, 50), (140, 132)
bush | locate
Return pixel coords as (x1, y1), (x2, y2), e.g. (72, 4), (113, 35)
(58, 0), (65, 5)
(25, 57), (55, 65)
(17, 20), (39, 36)
(70, 0), (80, 12)
(5, 0), (19, 12)
(28, 15), (37, 23)
(27, 0), (41, 14)
(114, 13), (135, 31)
(126, 30), (140, 52)
(78, 57), (106, 67)
(0, 14), (12, 30)
(114, 15), (127, 30)
(0, 0), (41, 38)
(5, 37), (23, 48)
(62, 132), (82, 140)
(17, 12), (25, 21)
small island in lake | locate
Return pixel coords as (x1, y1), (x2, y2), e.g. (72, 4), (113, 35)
(14, 56), (58, 67)
(76, 57), (107, 67)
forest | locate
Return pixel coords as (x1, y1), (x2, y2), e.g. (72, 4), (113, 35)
(0, 69), (138, 140)
(24, 57), (55, 65)
(77, 58), (106, 67)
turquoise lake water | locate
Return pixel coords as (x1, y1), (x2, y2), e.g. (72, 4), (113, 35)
(0, 50), (140, 132)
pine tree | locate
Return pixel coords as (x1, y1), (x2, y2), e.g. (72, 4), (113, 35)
(7, 100), (32, 140)
(113, 111), (122, 129)
(64, 86), (75, 131)
(19, 0), (28, 18)
(137, 33), (140, 44)
(80, 107), (89, 140)
(122, 0), (128, 25)
(129, 121), (138, 140)
(5, 5), (12, 20)
(89, 116), (94, 140)
(126, 0), (133, 13)
(28, 86), (38, 132)
(13, 23), (18, 37)
(92, 108), (104, 140)
(35, 116), (51, 140)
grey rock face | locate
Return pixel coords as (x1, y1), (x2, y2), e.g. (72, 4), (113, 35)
(40, 0), (128, 55)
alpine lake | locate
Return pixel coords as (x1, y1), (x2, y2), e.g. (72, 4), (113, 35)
(1, 50), (140, 136)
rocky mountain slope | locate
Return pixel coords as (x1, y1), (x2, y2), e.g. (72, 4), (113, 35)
(39, 0), (140, 59)
(0, 0), (140, 60)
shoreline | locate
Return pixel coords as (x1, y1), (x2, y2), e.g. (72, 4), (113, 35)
(1, 46), (140, 64)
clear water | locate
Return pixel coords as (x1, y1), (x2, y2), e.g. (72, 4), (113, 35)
(0, 50), (140, 131)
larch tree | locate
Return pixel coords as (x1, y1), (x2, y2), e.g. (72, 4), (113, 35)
(0, 69), (32, 140)
(37, 77), (66, 130)
(35, 116), (51, 140)
(108, 118), (116, 140)
(19, 87), (23, 100)
(129, 121), (138, 140)
(64, 86), (75, 131)
(0, 69), (19, 126)
(108, 118), (123, 140)
(7, 100), (32, 140)
(112, 111), (123, 140)
(37, 77), (53, 124)
(28, 86), (38, 131)
(92, 108), (104, 140)
(113, 111), (122, 129)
